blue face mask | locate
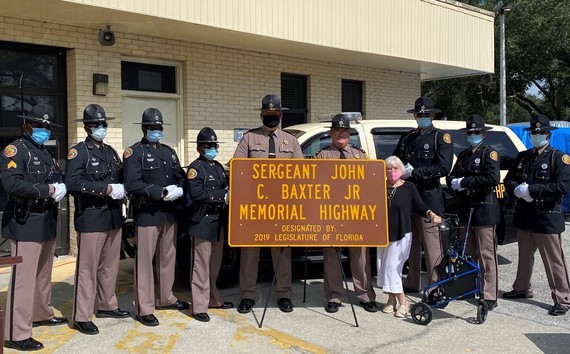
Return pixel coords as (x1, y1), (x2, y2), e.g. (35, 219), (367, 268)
(416, 117), (432, 129)
(90, 126), (107, 142)
(31, 127), (51, 145)
(204, 147), (218, 161)
(530, 134), (548, 148)
(146, 130), (163, 143)
(467, 134), (483, 146)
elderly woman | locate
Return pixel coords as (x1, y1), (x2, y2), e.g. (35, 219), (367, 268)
(377, 156), (442, 317)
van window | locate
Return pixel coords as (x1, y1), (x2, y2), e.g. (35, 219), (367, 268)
(449, 131), (519, 170)
(371, 131), (409, 159)
(288, 129), (361, 158)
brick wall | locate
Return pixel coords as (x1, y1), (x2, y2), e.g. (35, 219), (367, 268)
(0, 15), (420, 254)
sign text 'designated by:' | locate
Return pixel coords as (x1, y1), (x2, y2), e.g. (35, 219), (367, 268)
(228, 158), (388, 247)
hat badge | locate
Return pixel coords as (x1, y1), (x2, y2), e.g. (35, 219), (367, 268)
(155, 116), (160, 121)
(420, 105), (426, 113)
(471, 123), (476, 128)
(210, 135), (215, 140)
(43, 114), (49, 119)
(339, 120), (344, 127)
(97, 112), (102, 118)
(269, 102), (274, 110)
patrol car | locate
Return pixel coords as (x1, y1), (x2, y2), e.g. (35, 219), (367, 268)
(283, 114), (527, 245)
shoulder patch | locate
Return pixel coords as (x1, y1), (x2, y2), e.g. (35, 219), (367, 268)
(124, 148), (133, 159)
(489, 150), (499, 162)
(7, 160), (17, 169)
(562, 154), (570, 165)
(3, 145), (17, 158)
(187, 168), (198, 179)
(67, 148), (78, 160)
(443, 133), (452, 144)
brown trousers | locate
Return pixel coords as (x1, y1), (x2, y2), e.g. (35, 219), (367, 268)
(467, 226), (498, 301)
(4, 239), (56, 341)
(190, 235), (224, 314)
(239, 247), (292, 300)
(512, 229), (570, 305)
(134, 223), (178, 316)
(73, 229), (121, 322)
(323, 247), (375, 303)
(403, 215), (443, 290)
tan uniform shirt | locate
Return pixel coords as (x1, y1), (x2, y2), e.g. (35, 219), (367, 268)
(234, 127), (303, 159)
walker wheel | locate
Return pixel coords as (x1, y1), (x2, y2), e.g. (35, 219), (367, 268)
(427, 287), (448, 309)
(477, 299), (488, 324)
(411, 302), (433, 326)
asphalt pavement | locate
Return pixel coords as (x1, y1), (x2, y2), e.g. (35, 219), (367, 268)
(1, 224), (570, 353)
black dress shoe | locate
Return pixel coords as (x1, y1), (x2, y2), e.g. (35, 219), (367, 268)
(325, 302), (340, 313)
(360, 301), (379, 313)
(157, 300), (190, 310)
(209, 302), (234, 309)
(96, 308), (131, 318)
(193, 313), (211, 322)
(136, 314), (159, 326)
(4, 337), (44, 351)
(73, 321), (99, 335)
(277, 298), (294, 313)
(32, 316), (68, 327)
(502, 290), (533, 299)
(548, 303), (569, 316)
(485, 300), (497, 311)
(237, 298), (255, 314)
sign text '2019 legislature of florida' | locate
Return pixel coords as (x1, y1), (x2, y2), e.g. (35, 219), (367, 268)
(228, 159), (389, 248)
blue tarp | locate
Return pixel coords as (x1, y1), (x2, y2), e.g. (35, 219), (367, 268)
(507, 124), (570, 213)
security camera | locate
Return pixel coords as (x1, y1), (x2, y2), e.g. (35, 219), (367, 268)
(98, 26), (115, 46)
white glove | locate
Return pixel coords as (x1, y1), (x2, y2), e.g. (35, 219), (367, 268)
(109, 184), (126, 200)
(52, 183), (67, 203)
(401, 163), (414, 179)
(224, 192), (229, 205)
(163, 185), (183, 201)
(451, 178), (465, 191)
(514, 182), (533, 202)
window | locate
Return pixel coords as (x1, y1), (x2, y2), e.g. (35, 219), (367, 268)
(121, 61), (177, 93)
(342, 79), (363, 114)
(449, 130), (520, 170)
(281, 73), (307, 128)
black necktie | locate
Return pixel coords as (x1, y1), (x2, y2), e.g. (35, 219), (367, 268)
(339, 148), (346, 159)
(268, 133), (276, 158)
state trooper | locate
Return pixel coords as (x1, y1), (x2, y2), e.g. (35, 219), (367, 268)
(447, 115), (500, 310)
(185, 127), (233, 322)
(233, 94), (303, 314)
(123, 108), (189, 327)
(503, 114), (570, 316)
(1, 104), (67, 351)
(393, 96), (453, 291)
(316, 113), (377, 314)
(65, 104), (130, 335)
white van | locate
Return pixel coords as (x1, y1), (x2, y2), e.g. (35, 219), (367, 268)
(283, 117), (527, 245)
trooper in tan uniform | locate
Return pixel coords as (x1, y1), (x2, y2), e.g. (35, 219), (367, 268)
(315, 113), (378, 313)
(65, 104), (130, 335)
(233, 94), (303, 314)
(503, 114), (570, 316)
(185, 127), (234, 322)
(1, 105), (67, 351)
(123, 108), (189, 326)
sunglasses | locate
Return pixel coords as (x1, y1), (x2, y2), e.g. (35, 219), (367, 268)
(415, 113), (432, 118)
(203, 143), (219, 149)
(147, 126), (164, 131)
(530, 131), (548, 135)
(86, 122), (108, 129)
(466, 131), (482, 136)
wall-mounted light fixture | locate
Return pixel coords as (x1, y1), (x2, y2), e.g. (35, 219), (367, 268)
(93, 73), (109, 96)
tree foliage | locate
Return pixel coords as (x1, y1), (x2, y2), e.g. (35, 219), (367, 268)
(423, 0), (570, 123)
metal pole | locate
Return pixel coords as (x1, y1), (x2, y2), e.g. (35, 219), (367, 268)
(499, 10), (507, 126)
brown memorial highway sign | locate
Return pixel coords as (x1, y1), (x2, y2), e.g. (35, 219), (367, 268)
(228, 158), (388, 247)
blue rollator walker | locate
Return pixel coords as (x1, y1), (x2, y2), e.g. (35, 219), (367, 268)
(410, 208), (489, 325)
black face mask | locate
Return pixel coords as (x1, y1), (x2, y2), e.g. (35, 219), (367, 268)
(262, 114), (280, 128)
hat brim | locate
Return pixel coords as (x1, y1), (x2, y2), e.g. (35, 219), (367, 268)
(406, 108), (442, 114)
(327, 125), (351, 129)
(196, 141), (224, 144)
(522, 126), (558, 131)
(76, 117), (115, 122)
(133, 122), (172, 126)
(19, 115), (62, 128)
(458, 127), (492, 131)
(258, 108), (289, 111)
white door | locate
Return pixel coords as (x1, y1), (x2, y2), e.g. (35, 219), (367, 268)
(121, 96), (183, 163)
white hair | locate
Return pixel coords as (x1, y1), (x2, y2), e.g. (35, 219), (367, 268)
(385, 155), (405, 171)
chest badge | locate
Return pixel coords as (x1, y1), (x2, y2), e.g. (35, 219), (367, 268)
(541, 163), (548, 169)
(474, 158), (481, 164)
(423, 144), (429, 150)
